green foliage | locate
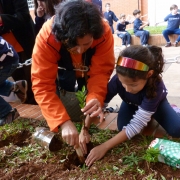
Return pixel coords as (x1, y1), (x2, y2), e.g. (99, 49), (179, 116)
(75, 86), (86, 109)
(122, 152), (142, 167)
(143, 147), (160, 163)
(127, 26), (166, 35)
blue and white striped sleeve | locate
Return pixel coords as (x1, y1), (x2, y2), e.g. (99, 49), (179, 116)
(123, 107), (154, 139)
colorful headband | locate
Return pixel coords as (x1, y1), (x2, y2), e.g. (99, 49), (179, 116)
(117, 56), (149, 71)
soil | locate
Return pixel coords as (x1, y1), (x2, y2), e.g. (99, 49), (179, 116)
(0, 119), (180, 180)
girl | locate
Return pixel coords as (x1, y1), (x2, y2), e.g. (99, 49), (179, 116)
(34, 0), (62, 35)
(82, 45), (180, 167)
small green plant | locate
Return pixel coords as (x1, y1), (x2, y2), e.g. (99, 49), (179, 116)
(122, 152), (141, 167)
(75, 85), (87, 164)
(143, 147), (160, 163)
(75, 85), (86, 109)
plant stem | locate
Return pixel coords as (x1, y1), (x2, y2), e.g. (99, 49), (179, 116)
(75, 147), (85, 164)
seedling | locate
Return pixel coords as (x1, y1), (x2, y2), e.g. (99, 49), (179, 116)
(143, 147), (160, 170)
(75, 85), (87, 164)
(143, 147), (160, 163)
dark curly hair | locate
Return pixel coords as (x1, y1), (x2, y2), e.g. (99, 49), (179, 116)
(116, 45), (164, 99)
(52, 0), (104, 49)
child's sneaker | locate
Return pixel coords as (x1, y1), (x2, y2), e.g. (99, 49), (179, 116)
(173, 41), (178, 47)
(165, 42), (171, 47)
(0, 108), (20, 126)
(127, 44), (131, 47)
(13, 80), (28, 103)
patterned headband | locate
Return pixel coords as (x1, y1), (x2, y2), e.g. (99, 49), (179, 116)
(117, 56), (149, 71)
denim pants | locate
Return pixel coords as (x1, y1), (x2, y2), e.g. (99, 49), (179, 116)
(117, 32), (131, 45)
(0, 59), (19, 118)
(162, 29), (180, 43)
(135, 30), (149, 45)
(117, 98), (180, 138)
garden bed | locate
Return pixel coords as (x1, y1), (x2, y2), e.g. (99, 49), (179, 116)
(0, 118), (180, 179)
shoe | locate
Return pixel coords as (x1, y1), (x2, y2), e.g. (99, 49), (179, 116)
(121, 45), (126, 49)
(13, 80), (28, 103)
(173, 41), (178, 47)
(0, 108), (20, 126)
(165, 42), (171, 47)
(127, 44), (130, 47)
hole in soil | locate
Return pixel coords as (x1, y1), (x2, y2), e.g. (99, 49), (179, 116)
(63, 141), (94, 170)
(0, 130), (31, 148)
(49, 135), (63, 151)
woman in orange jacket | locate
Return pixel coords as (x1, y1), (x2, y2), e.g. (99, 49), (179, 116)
(31, 0), (115, 147)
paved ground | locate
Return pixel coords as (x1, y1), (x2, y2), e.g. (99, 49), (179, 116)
(109, 46), (180, 109)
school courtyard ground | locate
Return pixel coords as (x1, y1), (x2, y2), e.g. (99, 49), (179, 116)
(10, 45), (180, 130)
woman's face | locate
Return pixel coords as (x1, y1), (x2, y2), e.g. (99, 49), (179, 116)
(117, 74), (147, 94)
(68, 34), (93, 54)
(37, 0), (46, 12)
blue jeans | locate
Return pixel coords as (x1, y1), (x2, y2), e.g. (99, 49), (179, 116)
(117, 98), (180, 138)
(135, 30), (149, 45)
(117, 32), (131, 45)
(0, 59), (19, 118)
(162, 29), (180, 43)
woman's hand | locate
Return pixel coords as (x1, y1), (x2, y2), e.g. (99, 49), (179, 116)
(36, 5), (45, 17)
(85, 144), (108, 167)
(79, 127), (91, 154)
(81, 99), (104, 122)
(61, 120), (79, 148)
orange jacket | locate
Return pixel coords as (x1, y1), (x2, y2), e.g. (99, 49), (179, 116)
(31, 17), (115, 132)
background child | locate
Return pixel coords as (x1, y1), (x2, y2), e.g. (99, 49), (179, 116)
(156, 4), (180, 47)
(104, 3), (118, 34)
(133, 9), (149, 46)
(80, 45), (180, 167)
(116, 14), (132, 48)
(0, 36), (27, 125)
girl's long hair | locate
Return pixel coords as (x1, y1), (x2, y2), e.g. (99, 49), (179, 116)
(116, 45), (164, 99)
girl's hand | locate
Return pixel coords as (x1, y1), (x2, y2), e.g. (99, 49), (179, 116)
(79, 127), (91, 154)
(81, 99), (104, 121)
(36, 6), (45, 17)
(85, 144), (108, 167)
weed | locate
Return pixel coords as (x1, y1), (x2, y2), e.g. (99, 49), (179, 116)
(122, 152), (142, 167)
(143, 147), (160, 163)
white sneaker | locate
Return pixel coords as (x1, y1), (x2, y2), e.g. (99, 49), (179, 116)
(121, 45), (126, 49)
(127, 44), (130, 47)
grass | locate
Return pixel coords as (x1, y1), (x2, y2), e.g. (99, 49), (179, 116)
(127, 25), (166, 35)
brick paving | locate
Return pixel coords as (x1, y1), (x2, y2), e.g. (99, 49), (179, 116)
(10, 102), (118, 130)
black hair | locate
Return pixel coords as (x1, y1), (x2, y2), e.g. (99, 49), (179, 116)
(116, 45), (164, 99)
(133, 9), (141, 16)
(52, 0), (104, 49)
(105, 3), (110, 7)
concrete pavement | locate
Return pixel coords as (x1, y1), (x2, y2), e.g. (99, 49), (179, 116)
(109, 46), (180, 108)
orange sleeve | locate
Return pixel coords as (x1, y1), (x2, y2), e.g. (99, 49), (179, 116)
(31, 18), (70, 132)
(86, 21), (115, 106)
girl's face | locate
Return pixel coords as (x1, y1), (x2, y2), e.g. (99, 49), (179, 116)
(68, 34), (93, 54)
(37, 0), (46, 12)
(117, 74), (147, 94)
